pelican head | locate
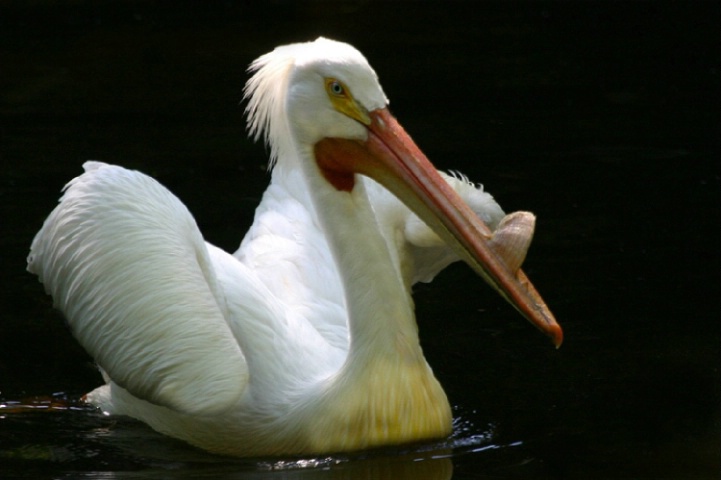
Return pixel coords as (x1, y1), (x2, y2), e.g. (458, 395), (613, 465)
(245, 37), (386, 166)
(245, 37), (562, 347)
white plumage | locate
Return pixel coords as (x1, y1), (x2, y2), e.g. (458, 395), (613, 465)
(28, 38), (560, 457)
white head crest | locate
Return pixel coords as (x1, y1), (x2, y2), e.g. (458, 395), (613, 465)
(243, 37), (387, 168)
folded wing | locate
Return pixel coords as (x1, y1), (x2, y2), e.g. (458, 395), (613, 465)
(27, 162), (248, 416)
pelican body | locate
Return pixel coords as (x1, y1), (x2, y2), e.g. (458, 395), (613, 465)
(28, 38), (561, 457)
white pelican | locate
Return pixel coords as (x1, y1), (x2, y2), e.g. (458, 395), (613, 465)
(27, 37), (562, 457)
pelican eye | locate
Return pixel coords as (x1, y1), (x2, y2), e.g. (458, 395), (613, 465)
(324, 77), (370, 126)
(326, 79), (347, 97)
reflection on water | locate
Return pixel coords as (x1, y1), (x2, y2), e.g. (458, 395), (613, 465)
(0, 395), (521, 478)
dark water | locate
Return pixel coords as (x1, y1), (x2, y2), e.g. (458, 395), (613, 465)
(1, 2), (719, 478)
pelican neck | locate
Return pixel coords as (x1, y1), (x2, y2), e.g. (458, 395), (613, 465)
(294, 142), (425, 363)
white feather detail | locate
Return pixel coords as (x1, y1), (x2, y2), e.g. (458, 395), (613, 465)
(28, 162), (248, 416)
(244, 43), (296, 167)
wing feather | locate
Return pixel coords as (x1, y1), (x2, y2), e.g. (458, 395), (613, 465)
(28, 162), (248, 416)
